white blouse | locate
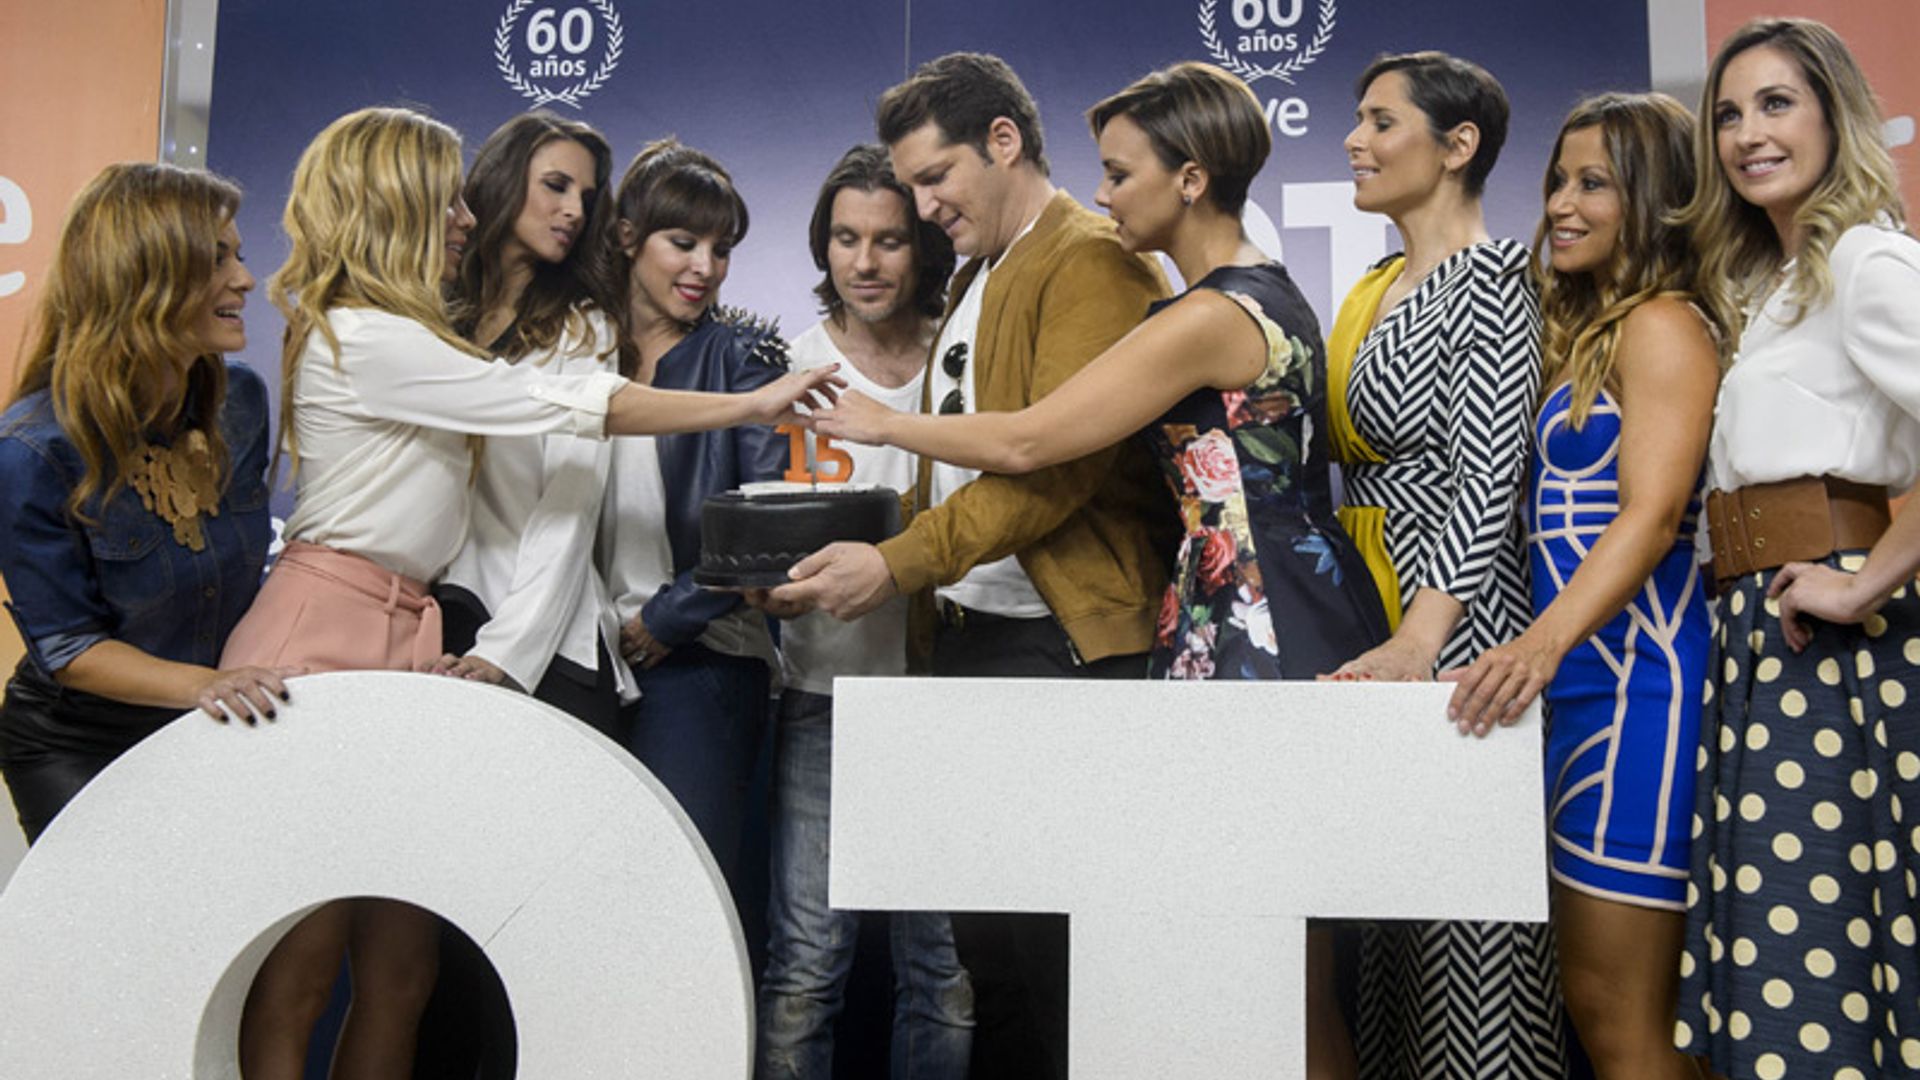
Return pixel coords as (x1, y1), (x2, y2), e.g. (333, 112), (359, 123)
(1710, 224), (1920, 493)
(282, 307), (626, 583)
(438, 311), (634, 698)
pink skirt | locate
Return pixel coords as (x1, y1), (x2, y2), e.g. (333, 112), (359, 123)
(221, 541), (443, 673)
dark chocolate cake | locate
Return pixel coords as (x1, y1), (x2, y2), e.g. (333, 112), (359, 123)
(694, 485), (902, 588)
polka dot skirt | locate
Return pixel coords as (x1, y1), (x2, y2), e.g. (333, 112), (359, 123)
(1678, 554), (1920, 1077)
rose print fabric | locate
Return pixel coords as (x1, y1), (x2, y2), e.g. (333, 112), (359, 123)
(1144, 264), (1387, 680)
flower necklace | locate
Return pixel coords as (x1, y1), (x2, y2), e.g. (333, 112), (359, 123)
(128, 429), (221, 551)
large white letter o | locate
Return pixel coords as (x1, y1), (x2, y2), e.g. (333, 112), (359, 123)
(0, 672), (750, 1078)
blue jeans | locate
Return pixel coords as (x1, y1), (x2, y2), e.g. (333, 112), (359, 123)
(621, 642), (770, 889)
(756, 689), (973, 1080)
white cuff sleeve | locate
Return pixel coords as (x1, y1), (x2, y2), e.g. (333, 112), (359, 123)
(528, 372), (628, 440)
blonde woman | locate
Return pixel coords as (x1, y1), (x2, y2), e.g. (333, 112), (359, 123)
(0, 164), (284, 841)
(1673, 18), (1920, 1077)
(220, 106), (836, 1080)
(1442, 93), (1718, 1079)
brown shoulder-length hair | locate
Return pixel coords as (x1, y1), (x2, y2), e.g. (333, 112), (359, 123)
(1534, 92), (1721, 428)
(10, 163), (242, 520)
(608, 137), (748, 374)
(452, 111), (621, 361)
(806, 143), (954, 320)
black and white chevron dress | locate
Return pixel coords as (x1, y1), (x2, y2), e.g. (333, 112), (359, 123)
(1331, 239), (1570, 1078)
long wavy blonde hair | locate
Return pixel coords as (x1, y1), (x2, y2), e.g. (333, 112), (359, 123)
(271, 106), (484, 472)
(9, 163), (241, 520)
(1534, 92), (1717, 428)
(1676, 18), (1905, 342)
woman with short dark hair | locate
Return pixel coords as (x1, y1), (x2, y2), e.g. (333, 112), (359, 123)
(817, 61), (1389, 1075)
(1323, 51), (1569, 1077)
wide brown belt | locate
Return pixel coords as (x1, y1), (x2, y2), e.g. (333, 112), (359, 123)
(1706, 476), (1890, 586)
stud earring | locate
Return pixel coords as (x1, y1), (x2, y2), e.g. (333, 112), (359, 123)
(1181, 193), (1193, 207)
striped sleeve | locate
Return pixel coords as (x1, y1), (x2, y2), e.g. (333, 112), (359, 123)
(1417, 241), (1541, 602)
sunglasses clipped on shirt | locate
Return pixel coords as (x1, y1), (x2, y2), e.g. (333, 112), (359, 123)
(939, 342), (967, 415)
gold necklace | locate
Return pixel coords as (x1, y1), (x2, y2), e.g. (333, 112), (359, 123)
(128, 429), (221, 551)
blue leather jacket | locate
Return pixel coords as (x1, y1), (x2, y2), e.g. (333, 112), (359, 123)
(636, 308), (789, 646)
(0, 361), (272, 675)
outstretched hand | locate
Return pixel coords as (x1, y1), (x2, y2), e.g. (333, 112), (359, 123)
(811, 389), (897, 447)
(754, 364), (844, 426)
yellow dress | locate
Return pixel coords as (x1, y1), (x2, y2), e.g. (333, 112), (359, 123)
(1328, 242), (1566, 1080)
(1325, 257), (1403, 628)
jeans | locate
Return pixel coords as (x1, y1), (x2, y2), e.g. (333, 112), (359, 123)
(621, 642), (770, 889)
(757, 689), (973, 1080)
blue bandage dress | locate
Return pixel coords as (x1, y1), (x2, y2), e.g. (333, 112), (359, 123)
(1529, 384), (1710, 909)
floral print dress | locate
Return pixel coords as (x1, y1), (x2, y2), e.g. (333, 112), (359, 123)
(1146, 263), (1387, 680)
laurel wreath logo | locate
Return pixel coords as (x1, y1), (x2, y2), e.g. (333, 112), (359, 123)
(494, 0), (625, 109)
(1198, 0), (1335, 86)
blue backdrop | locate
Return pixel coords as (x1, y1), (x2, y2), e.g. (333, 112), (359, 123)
(210, 0), (1648, 412)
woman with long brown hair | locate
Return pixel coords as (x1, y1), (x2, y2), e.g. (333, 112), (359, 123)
(597, 138), (795, 898)
(0, 163), (283, 842)
(1443, 92), (1719, 1079)
(432, 110), (631, 731)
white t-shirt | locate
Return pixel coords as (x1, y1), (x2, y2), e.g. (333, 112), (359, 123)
(1710, 224), (1920, 493)
(780, 322), (922, 694)
(438, 310), (633, 698)
(282, 307), (625, 583)
(927, 219), (1049, 618)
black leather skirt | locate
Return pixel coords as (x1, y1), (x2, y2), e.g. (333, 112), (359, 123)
(0, 659), (176, 843)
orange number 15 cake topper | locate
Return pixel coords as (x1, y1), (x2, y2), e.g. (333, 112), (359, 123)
(776, 425), (853, 485)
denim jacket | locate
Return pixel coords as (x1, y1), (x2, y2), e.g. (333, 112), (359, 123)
(636, 308), (789, 646)
(0, 361), (272, 675)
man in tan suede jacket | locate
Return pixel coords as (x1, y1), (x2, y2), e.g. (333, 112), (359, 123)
(772, 51), (1170, 1080)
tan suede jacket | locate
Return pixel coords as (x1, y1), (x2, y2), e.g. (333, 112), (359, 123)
(878, 190), (1172, 663)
